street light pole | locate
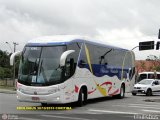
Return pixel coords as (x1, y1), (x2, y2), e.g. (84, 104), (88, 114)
(5, 42), (13, 53)
(13, 42), (18, 53)
(131, 46), (139, 51)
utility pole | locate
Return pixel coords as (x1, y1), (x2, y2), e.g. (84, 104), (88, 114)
(13, 42), (19, 86)
(5, 42), (19, 86)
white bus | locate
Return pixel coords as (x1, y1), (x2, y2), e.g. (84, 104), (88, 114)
(10, 36), (135, 106)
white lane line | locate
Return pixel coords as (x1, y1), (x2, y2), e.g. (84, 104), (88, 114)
(112, 105), (126, 107)
(113, 104), (160, 110)
(41, 115), (92, 120)
(129, 103), (160, 106)
(84, 111), (101, 114)
(142, 109), (160, 113)
(128, 106), (160, 110)
(88, 109), (139, 114)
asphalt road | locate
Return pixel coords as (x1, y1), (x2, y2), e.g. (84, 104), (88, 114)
(0, 93), (160, 120)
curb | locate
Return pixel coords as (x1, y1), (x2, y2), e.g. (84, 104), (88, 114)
(0, 89), (16, 94)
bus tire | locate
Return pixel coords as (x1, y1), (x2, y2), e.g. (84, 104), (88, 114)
(77, 88), (87, 107)
(117, 84), (125, 99)
(41, 103), (47, 106)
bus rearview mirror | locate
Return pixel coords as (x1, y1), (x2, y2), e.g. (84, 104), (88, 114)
(60, 50), (75, 67)
(10, 51), (22, 66)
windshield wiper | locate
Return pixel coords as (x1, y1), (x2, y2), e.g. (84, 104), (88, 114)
(39, 60), (43, 75)
(38, 60), (48, 84)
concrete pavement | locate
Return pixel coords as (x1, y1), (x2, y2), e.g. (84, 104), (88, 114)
(1, 93), (160, 120)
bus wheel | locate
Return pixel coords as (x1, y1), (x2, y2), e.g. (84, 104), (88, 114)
(117, 85), (125, 99)
(77, 88), (87, 107)
(41, 103), (47, 106)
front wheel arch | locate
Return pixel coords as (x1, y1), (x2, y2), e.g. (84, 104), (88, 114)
(117, 83), (125, 99)
(77, 86), (88, 107)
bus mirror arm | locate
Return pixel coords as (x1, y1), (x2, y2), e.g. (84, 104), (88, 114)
(60, 50), (75, 67)
(10, 51), (22, 66)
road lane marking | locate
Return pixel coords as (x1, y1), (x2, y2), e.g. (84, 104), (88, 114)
(129, 103), (160, 106)
(113, 103), (160, 107)
(88, 109), (139, 114)
(41, 115), (92, 120)
(128, 106), (160, 110)
(142, 109), (160, 113)
(83, 111), (101, 114)
(112, 105), (127, 107)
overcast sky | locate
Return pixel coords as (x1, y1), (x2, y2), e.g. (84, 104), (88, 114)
(0, 0), (160, 60)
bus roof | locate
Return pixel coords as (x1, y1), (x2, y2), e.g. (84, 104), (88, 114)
(26, 35), (128, 51)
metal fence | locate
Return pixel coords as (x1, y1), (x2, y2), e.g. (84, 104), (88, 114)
(0, 78), (16, 87)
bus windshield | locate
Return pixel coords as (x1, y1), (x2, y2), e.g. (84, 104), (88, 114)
(18, 46), (66, 86)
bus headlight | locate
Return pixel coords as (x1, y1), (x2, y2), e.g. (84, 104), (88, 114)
(17, 94), (19, 99)
(18, 88), (24, 93)
(56, 97), (60, 100)
(48, 88), (60, 94)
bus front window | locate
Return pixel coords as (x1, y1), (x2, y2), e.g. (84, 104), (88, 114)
(37, 46), (66, 85)
(18, 47), (41, 83)
(18, 46), (66, 86)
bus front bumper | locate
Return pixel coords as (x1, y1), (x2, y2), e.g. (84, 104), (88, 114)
(16, 90), (64, 104)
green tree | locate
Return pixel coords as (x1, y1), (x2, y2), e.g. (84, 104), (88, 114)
(0, 67), (4, 79)
(0, 49), (20, 79)
(0, 50), (10, 68)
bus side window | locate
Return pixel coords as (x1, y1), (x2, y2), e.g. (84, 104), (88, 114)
(79, 60), (86, 67)
(78, 44), (87, 68)
(129, 67), (135, 80)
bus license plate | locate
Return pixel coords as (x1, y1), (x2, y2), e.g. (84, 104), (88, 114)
(32, 97), (40, 101)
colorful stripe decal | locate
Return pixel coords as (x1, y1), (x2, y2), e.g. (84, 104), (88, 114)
(87, 81), (119, 96)
(88, 88), (97, 94)
(84, 44), (107, 96)
(109, 89), (119, 96)
(84, 44), (93, 73)
(75, 85), (79, 93)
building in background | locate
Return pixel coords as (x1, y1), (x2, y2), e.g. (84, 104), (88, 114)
(135, 60), (160, 73)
